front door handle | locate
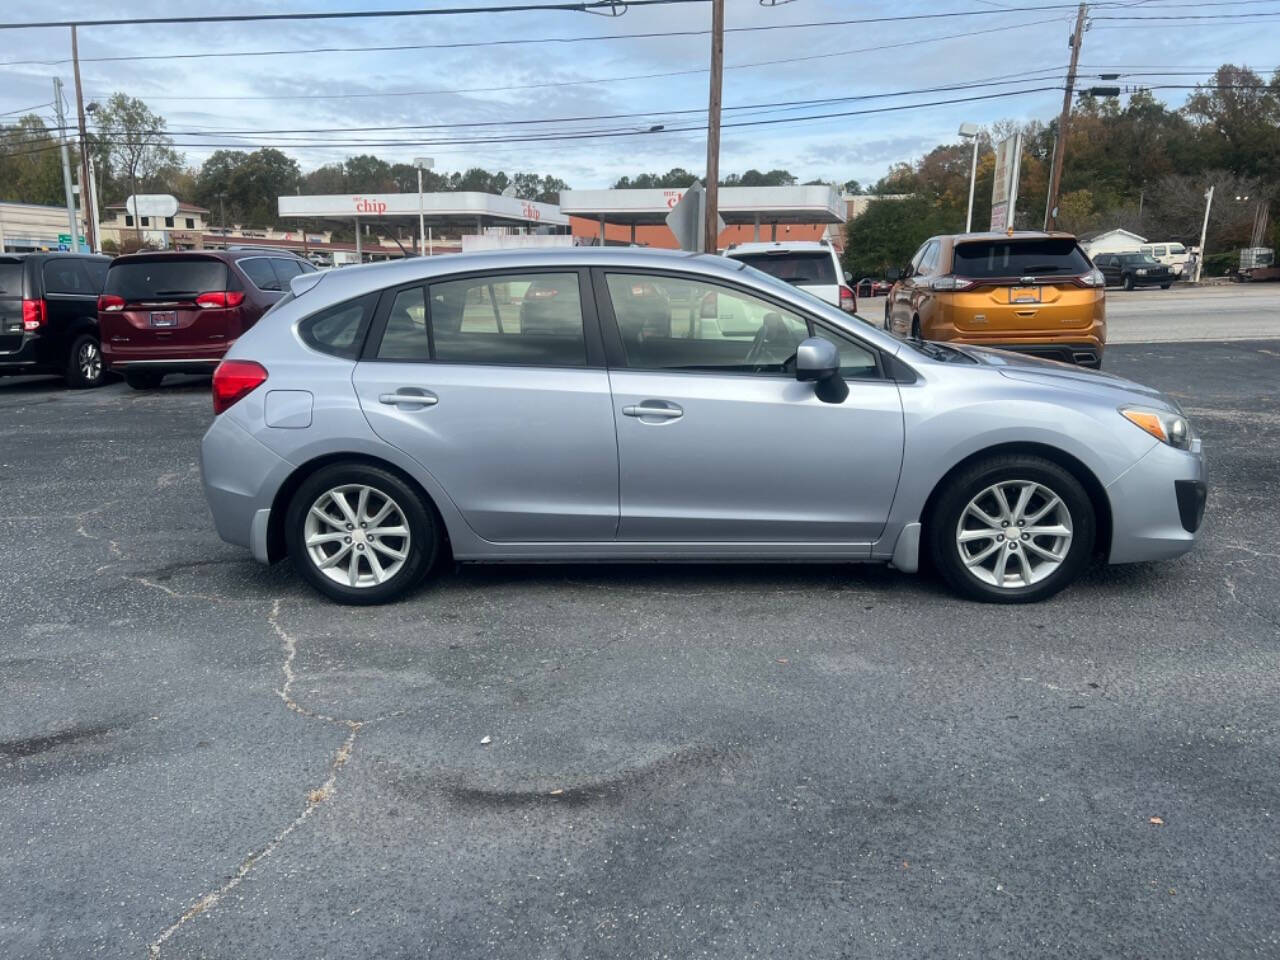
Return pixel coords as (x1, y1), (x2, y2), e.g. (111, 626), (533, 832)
(379, 388), (438, 408)
(622, 401), (683, 421)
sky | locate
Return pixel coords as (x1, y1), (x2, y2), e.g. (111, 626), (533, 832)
(2, 0), (1279, 190)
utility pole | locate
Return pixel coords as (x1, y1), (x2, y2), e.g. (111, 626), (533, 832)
(70, 26), (96, 253)
(52, 78), (80, 253)
(1044, 2), (1087, 231)
(1194, 185), (1213, 284)
(702, 0), (724, 254)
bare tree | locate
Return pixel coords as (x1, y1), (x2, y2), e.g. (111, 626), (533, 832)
(94, 93), (182, 243)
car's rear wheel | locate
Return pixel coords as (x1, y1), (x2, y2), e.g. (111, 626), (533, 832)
(125, 370), (164, 390)
(928, 455), (1095, 603)
(911, 315), (922, 339)
(285, 463), (437, 605)
(64, 333), (104, 389)
(1160, 282), (1172, 289)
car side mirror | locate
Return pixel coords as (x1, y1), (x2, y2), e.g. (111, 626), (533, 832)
(795, 337), (849, 404)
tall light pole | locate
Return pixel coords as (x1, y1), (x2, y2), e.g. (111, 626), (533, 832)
(414, 156), (433, 257)
(958, 123), (980, 233)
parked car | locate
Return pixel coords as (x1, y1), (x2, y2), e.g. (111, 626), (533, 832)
(201, 248), (1205, 606)
(1094, 252), (1173, 290)
(886, 231), (1106, 368)
(0, 252), (111, 388)
(1138, 242), (1190, 278)
(723, 240), (857, 314)
(856, 277), (892, 298)
(98, 249), (316, 389)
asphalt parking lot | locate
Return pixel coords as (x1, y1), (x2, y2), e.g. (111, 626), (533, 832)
(3, 339), (1279, 958)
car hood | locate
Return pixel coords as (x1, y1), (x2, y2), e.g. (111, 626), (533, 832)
(951, 344), (1176, 409)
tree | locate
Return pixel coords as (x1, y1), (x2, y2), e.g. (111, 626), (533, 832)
(94, 93), (183, 218)
(612, 168), (699, 189)
(844, 196), (949, 279)
(0, 114), (68, 206)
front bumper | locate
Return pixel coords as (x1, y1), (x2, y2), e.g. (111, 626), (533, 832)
(201, 413), (293, 559)
(1106, 438), (1207, 564)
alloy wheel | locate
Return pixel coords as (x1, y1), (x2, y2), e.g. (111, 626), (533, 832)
(955, 480), (1073, 589)
(78, 340), (102, 382)
(303, 483), (411, 588)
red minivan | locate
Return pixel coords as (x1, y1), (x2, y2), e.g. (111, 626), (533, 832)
(99, 249), (316, 389)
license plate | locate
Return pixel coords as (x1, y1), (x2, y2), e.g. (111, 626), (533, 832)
(149, 311), (177, 328)
(1008, 286), (1041, 304)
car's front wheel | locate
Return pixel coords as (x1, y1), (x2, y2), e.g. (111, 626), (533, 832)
(285, 463), (438, 605)
(928, 455), (1096, 603)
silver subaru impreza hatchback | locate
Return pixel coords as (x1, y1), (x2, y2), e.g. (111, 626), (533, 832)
(201, 247), (1206, 605)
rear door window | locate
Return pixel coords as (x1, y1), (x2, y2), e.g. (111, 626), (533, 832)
(270, 258), (305, 287)
(424, 272), (586, 367)
(105, 258), (229, 301)
(951, 238), (1090, 279)
(730, 251), (836, 286)
(43, 259), (94, 296)
(84, 260), (108, 291)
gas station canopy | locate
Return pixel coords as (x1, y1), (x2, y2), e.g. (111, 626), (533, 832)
(277, 192), (569, 228)
(558, 184), (845, 227)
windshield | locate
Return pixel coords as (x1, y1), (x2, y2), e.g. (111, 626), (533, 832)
(0, 260), (22, 298)
(1169, 244), (1187, 255)
(733, 260), (877, 329)
(730, 250), (836, 286)
(952, 238), (1090, 278)
(1121, 255), (1159, 265)
(105, 258), (228, 301)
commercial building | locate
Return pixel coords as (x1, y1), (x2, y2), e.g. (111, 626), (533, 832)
(0, 202), (88, 253)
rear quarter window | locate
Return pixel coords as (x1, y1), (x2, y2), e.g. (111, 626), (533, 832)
(105, 258), (229, 301)
(43, 259), (94, 295)
(0, 261), (23, 297)
(951, 239), (1090, 278)
(298, 293), (378, 360)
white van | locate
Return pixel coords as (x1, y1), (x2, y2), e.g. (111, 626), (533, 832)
(1139, 242), (1190, 278)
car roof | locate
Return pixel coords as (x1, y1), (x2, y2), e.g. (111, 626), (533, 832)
(946, 230), (1079, 243)
(724, 241), (834, 255)
(108, 249), (299, 266)
(0, 252), (111, 262)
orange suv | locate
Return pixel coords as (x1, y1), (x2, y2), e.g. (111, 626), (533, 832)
(885, 231), (1106, 367)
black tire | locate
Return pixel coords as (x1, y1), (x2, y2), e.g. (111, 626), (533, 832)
(927, 455), (1096, 604)
(64, 333), (104, 389)
(883, 302), (892, 331)
(125, 370), (164, 390)
(911, 315), (922, 339)
(1160, 282), (1172, 290)
(285, 462), (438, 605)
(1122, 274), (1134, 291)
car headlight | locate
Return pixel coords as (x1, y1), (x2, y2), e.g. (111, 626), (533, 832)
(1119, 405), (1192, 449)
(1136, 268), (1147, 275)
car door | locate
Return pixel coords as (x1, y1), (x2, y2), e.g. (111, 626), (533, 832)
(596, 268), (904, 544)
(42, 257), (98, 355)
(889, 241), (933, 336)
(1095, 255), (1117, 286)
(351, 268), (619, 542)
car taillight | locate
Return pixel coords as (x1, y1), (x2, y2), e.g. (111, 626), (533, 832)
(839, 285), (856, 313)
(1077, 267), (1106, 288)
(211, 359), (268, 415)
(98, 294), (126, 312)
(195, 291), (247, 309)
(21, 298), (47, 331)
(930, 275), (975, 292)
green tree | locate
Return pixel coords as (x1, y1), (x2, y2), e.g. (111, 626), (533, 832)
(0, 114), (68, 205)
(844, 196), (949, 279)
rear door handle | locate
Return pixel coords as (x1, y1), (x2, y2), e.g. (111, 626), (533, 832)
(379, 388), (438, 408)
(622, 401), (683, 421)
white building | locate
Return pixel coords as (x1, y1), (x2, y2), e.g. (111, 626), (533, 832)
(1079, 228), (1147, 257)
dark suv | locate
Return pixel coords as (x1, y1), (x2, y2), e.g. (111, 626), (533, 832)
(99, 249), (316, 389)
(0, 252), (111, 388)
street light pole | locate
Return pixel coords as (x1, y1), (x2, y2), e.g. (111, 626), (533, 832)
(958, 123), (979, 233)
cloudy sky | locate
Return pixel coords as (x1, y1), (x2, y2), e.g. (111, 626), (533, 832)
(2, 0), (1278, 189)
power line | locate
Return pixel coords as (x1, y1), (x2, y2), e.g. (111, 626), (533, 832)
(78, 20), (1071, 103)
(0, 0), (709, 32)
